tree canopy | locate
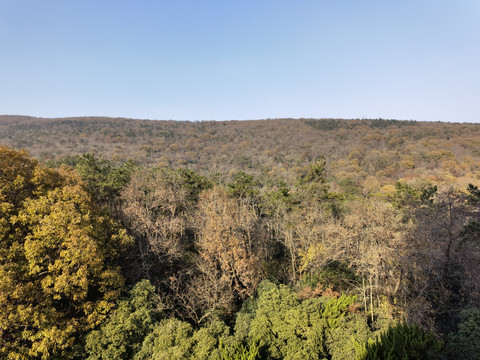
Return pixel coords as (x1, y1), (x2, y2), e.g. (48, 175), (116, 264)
(0, 146), (132, 359)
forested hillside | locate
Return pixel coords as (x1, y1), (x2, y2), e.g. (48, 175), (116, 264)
(2, 115), (480, 190)
(1, 117), (480, 359)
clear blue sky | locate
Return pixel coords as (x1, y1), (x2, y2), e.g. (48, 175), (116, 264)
(1, 0), (479, 122)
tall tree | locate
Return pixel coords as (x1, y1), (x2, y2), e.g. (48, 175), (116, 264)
(193, 187), (261, 320)
(0, 146), (132, 359)
(406, 187), (480, 330)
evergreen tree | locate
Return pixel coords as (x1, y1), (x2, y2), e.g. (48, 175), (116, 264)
(361, 321), (443, 360)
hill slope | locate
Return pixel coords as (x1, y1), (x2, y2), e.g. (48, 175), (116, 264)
(2, 115), (479, 192)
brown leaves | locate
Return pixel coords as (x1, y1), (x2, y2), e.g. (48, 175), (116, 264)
(121, 168), (190, 260)
(195, 187), (260, 300)
(297, 283), (340, 300)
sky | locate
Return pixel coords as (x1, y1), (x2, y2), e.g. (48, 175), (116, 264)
(0, 0), (479, 122)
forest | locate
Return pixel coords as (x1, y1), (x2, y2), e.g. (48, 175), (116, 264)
(1, 116), (480, 359)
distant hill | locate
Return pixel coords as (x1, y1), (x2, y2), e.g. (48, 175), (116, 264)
(2, 115), (479, 192)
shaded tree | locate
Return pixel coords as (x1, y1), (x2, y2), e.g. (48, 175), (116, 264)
(361, 321), (443, 360)
(446, 307), (480, 360)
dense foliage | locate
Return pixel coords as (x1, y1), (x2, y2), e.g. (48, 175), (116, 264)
(0, 145), (132, 359)
(1, 116), (479, 359)
(3, 116), (480, 192)
(361, 321), (443, 360)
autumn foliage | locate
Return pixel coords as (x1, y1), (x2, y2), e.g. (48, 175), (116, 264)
(2, 115), (480, 359)
(0, 145), (132, 359)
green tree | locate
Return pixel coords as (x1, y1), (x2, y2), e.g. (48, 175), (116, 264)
(220, 341), (260, 360)
(134, 317), (229, 360)
(391, 181), (436, 222)
(85, 280), (161, 360)
(297, 157), (329, 201)
(236, 280), (374, 360)
(72, 153), (137, 206)
(361, 321), (443, 360)
(447, 307), (480, 360)
(134, 317), (194, 360)
(227, 172), (260, 202)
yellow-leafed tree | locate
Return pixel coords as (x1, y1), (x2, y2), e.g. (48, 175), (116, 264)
(0, 145), (132, 359)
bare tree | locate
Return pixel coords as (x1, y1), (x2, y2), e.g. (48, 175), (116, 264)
(195, 187), (261, 303)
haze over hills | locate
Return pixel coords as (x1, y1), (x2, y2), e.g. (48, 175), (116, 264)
(1, 115), (480, 194)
